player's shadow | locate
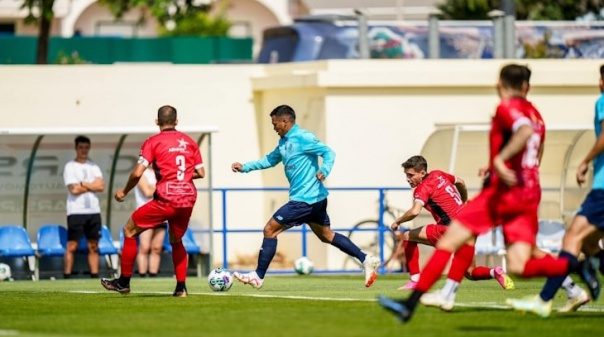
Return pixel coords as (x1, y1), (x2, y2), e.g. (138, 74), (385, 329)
(445, 307), (505, 314)
(556, 312), (604, 319)
(135, 293), (172, 298)
(458, 326), (512, 332)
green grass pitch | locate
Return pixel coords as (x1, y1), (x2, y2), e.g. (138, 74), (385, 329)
(0, 274), (601, 337)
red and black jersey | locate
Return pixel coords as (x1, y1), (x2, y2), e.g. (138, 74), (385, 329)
(138, 129), (203, 208)
(413, 170), (463, 225)
(487, 97), (545, 190)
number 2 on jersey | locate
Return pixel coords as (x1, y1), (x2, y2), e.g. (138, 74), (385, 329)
(176, 155), (186, 181)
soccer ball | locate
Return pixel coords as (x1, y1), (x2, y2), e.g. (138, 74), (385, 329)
(294, 256), (314, 275)
(207, 268), (234, 292)
(0, 263), (11, 281)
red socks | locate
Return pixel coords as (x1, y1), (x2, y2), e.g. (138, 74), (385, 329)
(448, 244), (475, 282)
(403, 240), (420, 275)
(171, 241), (189, 282)
(416, 249), (453, 293)
(469, 266), (493, 280)
(522, 255), (569, 278)
(121, 236), (137, 277)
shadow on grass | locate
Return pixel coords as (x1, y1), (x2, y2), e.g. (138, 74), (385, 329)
(556, 312), (604, 319)
(457, 326), (513, 332)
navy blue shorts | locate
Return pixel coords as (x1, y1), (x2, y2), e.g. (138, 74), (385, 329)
(577, 189), (604, 230)
(272, 199), (330, 228)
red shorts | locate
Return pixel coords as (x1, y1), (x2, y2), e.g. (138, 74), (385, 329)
(425, 224), (448, 246)
(455, 186), (539, 245)
(131, 200), (193, 239)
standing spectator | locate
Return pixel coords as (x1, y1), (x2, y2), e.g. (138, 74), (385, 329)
(134, 166), (166, 277)
(63, 135), (105, 279)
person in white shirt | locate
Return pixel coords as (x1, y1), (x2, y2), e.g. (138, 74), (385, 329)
(63, 135), (105, 278)
(134, 166), (166, 277)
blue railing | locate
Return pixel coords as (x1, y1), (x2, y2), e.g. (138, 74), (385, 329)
(199, 187), (408, 274)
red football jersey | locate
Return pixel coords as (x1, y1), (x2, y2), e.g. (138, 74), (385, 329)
(413, 170), (464, 225)
(138, 129), (203, 208)
(488, 97), (545, 189)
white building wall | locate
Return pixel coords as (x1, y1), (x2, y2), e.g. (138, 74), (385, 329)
(0, 59), (599, 270)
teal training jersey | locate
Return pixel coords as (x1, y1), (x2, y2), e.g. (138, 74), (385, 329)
(242, 124), (335, 204)
(593, 94), (604, 189)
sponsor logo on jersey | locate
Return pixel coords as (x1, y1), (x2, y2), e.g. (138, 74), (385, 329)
(168, 138), (190, 153)
(436, 175), (446, 189)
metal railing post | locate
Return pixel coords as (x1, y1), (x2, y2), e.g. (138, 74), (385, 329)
(489, 10), (505, 59)
(355, 9), (370, 59)
(428, 10), (442, 59)
(221, 189), (228, 269)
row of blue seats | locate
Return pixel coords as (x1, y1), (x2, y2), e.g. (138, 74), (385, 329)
(0, 224), (204, 281)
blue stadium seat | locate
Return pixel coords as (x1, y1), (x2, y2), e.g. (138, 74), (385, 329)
(0, 225), (38, 280)
(536, 220), (566, 254)
(36, 224), (67, 257)
(474, 227), (507, 270)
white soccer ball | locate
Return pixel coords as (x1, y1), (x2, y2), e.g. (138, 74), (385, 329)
(294, 256), (314, 275)
(0, 263), (11, 281)
(207, 268), (234, 292)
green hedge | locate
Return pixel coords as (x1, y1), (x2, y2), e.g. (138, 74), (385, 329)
(0, 36), (253, 64)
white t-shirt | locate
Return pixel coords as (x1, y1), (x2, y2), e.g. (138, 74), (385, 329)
(134, 169), (156, 208)
(63, 160), (103, 215)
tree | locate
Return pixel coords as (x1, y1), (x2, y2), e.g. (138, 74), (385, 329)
(22, 0), (230, 64)
(23, 0), (55, 64)
(438, 0), (604, 20)
(98, 0), (231, 37)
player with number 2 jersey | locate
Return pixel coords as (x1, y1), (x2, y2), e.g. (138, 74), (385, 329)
(458, 96), (546, 245)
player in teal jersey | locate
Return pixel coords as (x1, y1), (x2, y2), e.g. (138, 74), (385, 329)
(231, 104), (380, 289)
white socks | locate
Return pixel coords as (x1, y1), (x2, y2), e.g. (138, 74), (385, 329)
(440, 279), (460, 301)
(561, 276), (582, 298)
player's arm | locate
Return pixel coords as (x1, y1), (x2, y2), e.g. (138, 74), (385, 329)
(301, 133), (335, 181)
(578, 118), (604, 185)
(390, 200), (423, 231)
(137, 173), (156, 198)
(193, 166), (206, 179)
(234, 147), (282, 173)
(454, 177), (468, 203)
(192, 147), (205, 179)
(115, 163), (146, 202)
(493, 124), (533, 186)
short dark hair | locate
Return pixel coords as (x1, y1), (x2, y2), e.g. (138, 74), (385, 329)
(499, 64), (530, 91)
(270, 104), (296, 122)
(599, 64), (604, 79)
(74, 135), (90, 146)
(402, 155), (428, 172)
(157, 105), (177, 126)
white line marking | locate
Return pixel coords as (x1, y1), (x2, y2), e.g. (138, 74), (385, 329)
(70, 290), (604, 312)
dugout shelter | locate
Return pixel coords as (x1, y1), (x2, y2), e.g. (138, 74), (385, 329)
(420, 124), (594, 226)
(0, 126), (219, 275)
